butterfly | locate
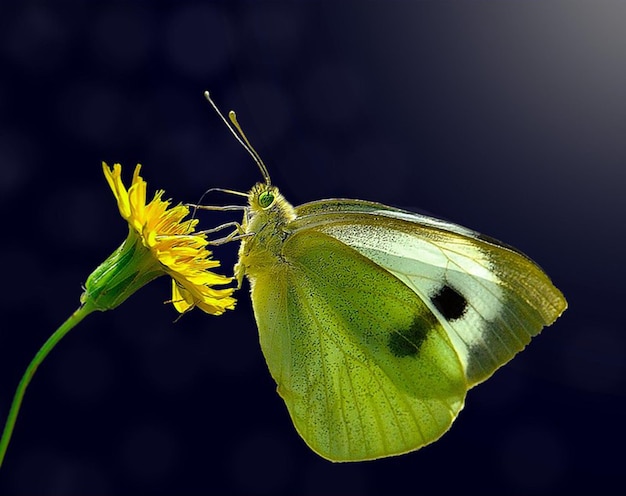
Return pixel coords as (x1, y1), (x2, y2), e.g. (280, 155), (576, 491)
(201, 92), (567, 462)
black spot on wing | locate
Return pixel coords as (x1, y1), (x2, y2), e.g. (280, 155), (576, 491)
(431, 284), (467, 321)
(388, 319), (429, 357)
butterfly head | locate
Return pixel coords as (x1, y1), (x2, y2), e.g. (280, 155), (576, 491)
(203, 91), (295, 223)
(247, 182), (296, 223)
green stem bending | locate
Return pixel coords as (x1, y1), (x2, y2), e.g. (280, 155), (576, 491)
(0, 302), (96, 468)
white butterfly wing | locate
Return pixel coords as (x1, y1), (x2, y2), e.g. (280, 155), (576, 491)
(291, 199), (567, 387)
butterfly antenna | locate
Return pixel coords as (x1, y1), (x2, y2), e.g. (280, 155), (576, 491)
(204, 90), (272, 185)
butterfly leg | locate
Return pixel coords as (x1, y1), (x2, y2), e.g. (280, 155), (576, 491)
(199, 221), (242, 236)
(203, 222), (254, 246)
(188, 204), (247, 212)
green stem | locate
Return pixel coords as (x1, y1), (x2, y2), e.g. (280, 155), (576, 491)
(0, 302), (96, 468)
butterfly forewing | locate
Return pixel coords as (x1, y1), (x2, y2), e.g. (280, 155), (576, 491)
(291, 200), (567, 387)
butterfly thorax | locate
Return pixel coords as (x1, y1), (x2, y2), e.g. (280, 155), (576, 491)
(235, 183), (297, 286)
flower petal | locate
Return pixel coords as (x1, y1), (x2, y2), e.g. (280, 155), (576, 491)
(101, 163), (236, 315)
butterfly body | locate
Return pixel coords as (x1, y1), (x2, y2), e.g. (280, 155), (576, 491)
(235, 184), (295, 283)
(233, 181), (567, 462)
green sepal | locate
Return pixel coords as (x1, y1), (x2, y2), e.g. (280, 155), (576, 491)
(81, 228), (164, 311)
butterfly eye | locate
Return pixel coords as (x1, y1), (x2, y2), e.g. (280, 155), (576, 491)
(258, 191), (275, 209)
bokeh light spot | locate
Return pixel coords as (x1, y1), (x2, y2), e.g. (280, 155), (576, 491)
(500, 424), (566, 493)
(165, 4), (231, 78)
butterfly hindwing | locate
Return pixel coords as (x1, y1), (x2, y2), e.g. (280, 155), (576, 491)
(249, 228), (466, 461)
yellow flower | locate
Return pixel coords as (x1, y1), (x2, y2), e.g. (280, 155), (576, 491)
(0, 163), (237, 468)
(81, 163), (236, 314)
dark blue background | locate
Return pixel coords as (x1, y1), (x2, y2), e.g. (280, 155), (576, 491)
(1, 1), (624, 494)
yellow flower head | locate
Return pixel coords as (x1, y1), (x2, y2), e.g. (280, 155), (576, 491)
(82, 162), (236, 315)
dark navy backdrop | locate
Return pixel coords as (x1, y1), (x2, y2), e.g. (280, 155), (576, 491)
(0, 1), (624, 494)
